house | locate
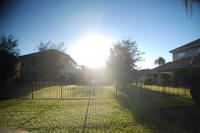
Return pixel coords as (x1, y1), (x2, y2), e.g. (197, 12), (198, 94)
(137, 69), (156, 82)
(148, 38), (200, 84)
(19, 49), (77, 81)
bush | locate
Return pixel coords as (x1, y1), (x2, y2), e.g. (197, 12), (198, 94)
(144, 79), (156, 85)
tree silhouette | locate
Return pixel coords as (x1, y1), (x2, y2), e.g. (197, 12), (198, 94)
(36, 41), (65, 52)
(0, 33), (19, 88)
(154, 57), (165, 66)
(183, 0), (200, 16)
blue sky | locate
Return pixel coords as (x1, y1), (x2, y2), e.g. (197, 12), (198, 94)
(0, 0), (200, 69)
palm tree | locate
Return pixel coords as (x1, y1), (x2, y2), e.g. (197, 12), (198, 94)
(154, 57), (166, 66)
(184, 0), (200, 16)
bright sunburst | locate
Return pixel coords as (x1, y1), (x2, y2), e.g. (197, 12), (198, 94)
(69, 34), (113, 68)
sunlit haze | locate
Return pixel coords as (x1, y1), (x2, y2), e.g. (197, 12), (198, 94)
(69, 34), (113, 68)
(0, 0), (200, 69)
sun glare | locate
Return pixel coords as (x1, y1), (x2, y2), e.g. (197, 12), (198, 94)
(69, 34), (112, 68)
(69, 34), (113, 68)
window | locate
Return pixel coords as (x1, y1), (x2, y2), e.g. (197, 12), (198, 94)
(177, 52), (185, 58)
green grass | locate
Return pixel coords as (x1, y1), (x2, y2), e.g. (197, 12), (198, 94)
(0, 84), (195, 132)
(33, 85), (116, 99)
(132, 83), (190, 96)
(15, 84), (116, 99)
(0, 95), (194, 133)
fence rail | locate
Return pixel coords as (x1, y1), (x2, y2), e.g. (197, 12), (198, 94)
(0, 81), (190, 100)
(131, 81), (190, 97)
(1, 81), (117, 100)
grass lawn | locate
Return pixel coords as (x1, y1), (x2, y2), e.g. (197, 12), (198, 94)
(0, 95), (194, 133)
(132, 83), (190, 96)
(33, 85), (116, 99)
(9, 84), (116, 99)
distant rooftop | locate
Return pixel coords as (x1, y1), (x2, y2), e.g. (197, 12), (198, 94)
(20, 49), (77, 64)
(169, 38), (200, 53)
(153, 56), (200, 72)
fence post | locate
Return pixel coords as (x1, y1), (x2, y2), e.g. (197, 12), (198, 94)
(32, 81), (34, 100)
(140, 81), (142, 98)
(185, 88), (187, 96)
(163, 84), (166, 96)
(61, 81), (63, 100)
(89, 82), (91, 99)
(116, 82), (118, 98)
(136, 81), (138, 88)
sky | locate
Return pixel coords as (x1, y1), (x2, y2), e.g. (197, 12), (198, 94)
(0, 0), (200, 69)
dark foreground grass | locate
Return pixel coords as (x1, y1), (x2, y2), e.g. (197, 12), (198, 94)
(0, 95), (194, 133)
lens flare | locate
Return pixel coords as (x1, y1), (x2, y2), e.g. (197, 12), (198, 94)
(69, 34), (113, 68)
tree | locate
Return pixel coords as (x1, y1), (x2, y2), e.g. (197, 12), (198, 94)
(154, 57), (166, 66)
(0, 33), (19, 86)
(36, 41), (65, 52)
(183, 0), (200, 16)
(106, 39), (143, 85)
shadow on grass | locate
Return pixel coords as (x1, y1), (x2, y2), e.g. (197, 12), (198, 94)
(116, 85), (195, 132)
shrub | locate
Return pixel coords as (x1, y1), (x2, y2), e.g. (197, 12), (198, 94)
(144, 79), (156, 85)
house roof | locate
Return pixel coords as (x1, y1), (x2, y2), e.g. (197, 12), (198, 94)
(153, 56), (200, 72)
(169, 38), (200, 53)
(20, 49), (77, 64)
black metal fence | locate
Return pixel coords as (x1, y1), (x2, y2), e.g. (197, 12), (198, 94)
(130, 81), (190, 97)
(0, 81), (190, 100)
(1, 81), (117, 100)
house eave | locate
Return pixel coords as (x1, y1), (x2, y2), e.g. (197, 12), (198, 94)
(169, 38), (200, 53)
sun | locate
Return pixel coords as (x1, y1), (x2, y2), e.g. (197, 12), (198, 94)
(69, 34), (113, 68)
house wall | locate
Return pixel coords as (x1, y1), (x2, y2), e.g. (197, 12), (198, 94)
(139, 74), (153, 82)
(155, 72), (171, 85)
(67, 56), (77, 74)
(20, 56), (32, 81)
(20, 51), (77, 81)
(172, 46), (200, 61)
